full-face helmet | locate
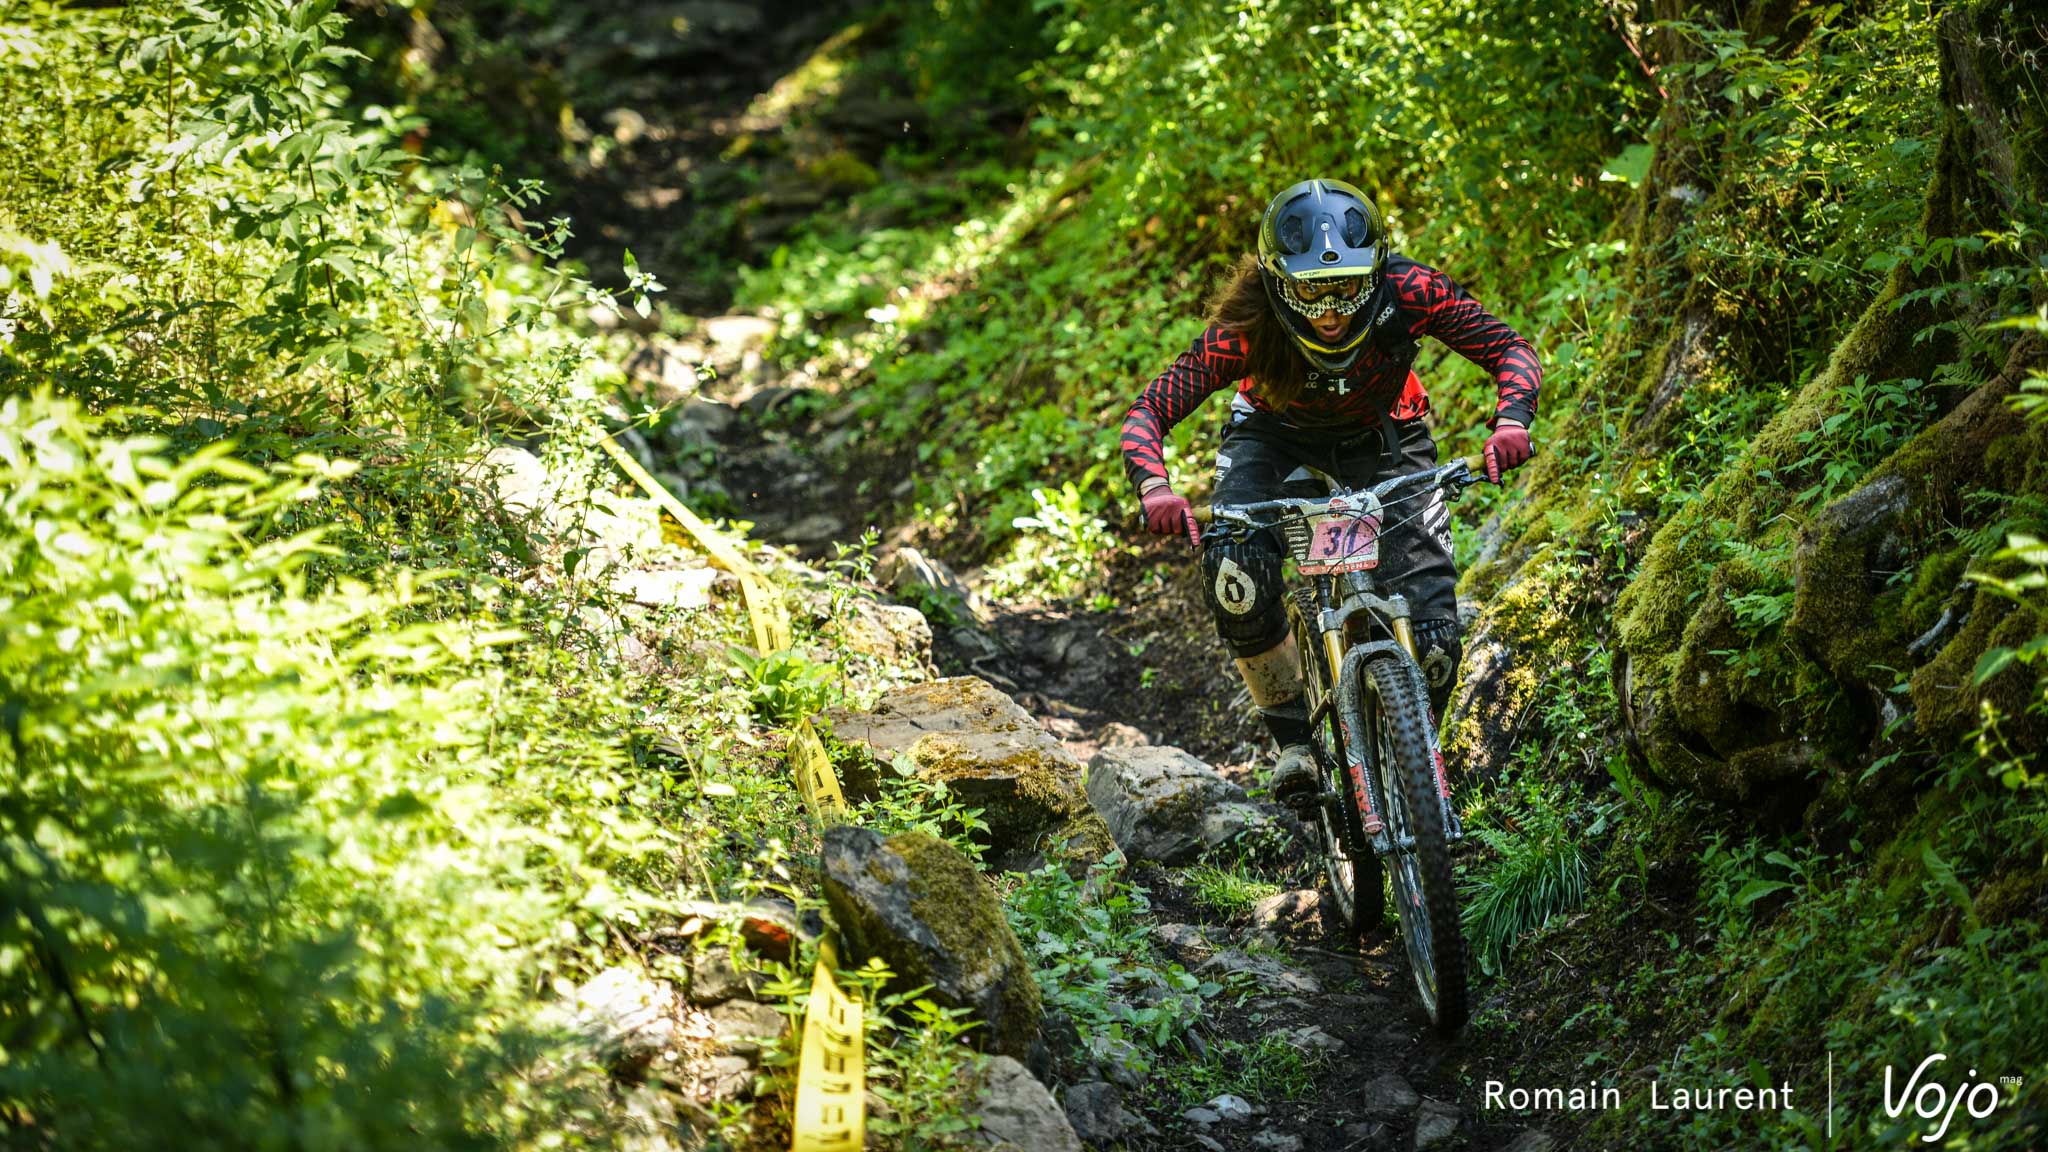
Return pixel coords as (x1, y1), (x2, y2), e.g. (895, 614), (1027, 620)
(1257, 178), (1388, 372)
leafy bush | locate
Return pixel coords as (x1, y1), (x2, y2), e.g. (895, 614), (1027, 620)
(729, 646), (844, 724)
(1002, 857), (1213, 1062)
(0, 395), (660, 1147)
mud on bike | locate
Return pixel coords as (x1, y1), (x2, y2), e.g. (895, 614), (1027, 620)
(1197, 454), (1486, 1032)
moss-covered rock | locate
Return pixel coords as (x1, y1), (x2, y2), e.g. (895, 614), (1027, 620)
(822, 676), (1111, 869)
(821, 826), (1041, 1059)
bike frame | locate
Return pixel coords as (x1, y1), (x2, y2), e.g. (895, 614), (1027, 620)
(1208, 454), (1483, 856)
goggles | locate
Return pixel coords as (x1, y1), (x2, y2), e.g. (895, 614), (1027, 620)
(1277, 274), (1369, 319)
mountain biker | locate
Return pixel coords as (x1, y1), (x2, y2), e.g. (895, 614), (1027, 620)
(1120, 178), (1539, 807)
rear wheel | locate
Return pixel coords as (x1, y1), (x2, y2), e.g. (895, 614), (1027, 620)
(1363, 654), (1468, 1032)
(1287, 594), (1383, 937)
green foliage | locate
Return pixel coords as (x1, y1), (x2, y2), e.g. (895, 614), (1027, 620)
(856, 755), (993, 867)
(1002, 857), (1214, 1065)
(1461, 767), (1591, 977)
(761, 943), (989, 1151)
(986, 472), (1125, 600)
(729, 646), (844, 724)
(1160, 1031), (1330, 1109)
(0, 395), (655, 1147)
(1180, 857), (1283, 921)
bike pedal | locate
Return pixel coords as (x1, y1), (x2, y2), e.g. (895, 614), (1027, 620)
(1284, 789), (1332, 813)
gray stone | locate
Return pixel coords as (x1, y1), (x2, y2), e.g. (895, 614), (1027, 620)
(1285, 1024), (1346, 1056)
(831, 597), (932, 667)
(698, 1053), (754, 1100)
(625, 337), (707, 400)
(1501, 1132), (1557, 1152)
(686, 945), (764, 1006)
(876, 546), (980, 618)
(1358, 1072), (1419, 1117)
(1189, 1134), (1226, 1152)
(1205, 1093), (1254, 1123)
(778, 512), (847, 545)
(822, 826), (1041, 1058)
(1413, 1099), (1461, 1149)
(609, 565), (718, 609)
(1196, 949), (1322, 996)
(699, 314), (777, 359)
(619, 1082), (684, 1152)
(822, 678), (1110, 867)
(673, 396), (735, 439)
(971, 1055), (1082, 1152)
(481, 445), (671, 562)
(1098, 721), (1150, 748)
(1252, 1131), (1303, 1152)
(548, 965), (678, 1074)
(1250, 889), (1322, 933)
(1061, 1080), (1127, 1146)
(1087, 1034), (1148, 1089)
(480, 445), (565, 527)
(707, 998), (785, 1057)
(1182, 1107), (1221, 1126)
(1150, 922), (1217, 963)
(1085, 745), (1271, 865)
(1344, 1119), (1394, 1149)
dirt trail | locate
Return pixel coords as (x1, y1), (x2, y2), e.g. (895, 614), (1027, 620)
(677, 387), (1554, 1152)
(539, 2), (1548, 1140)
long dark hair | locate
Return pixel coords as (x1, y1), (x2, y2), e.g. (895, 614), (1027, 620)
(1206, 252), (1312, 412)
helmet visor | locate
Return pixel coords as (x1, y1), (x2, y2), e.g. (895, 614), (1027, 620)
(1277, 274), (1368, 319)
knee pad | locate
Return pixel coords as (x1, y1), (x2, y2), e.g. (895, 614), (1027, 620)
(1414, 617), (1463, 719)
(1201, 530), (1288, 657)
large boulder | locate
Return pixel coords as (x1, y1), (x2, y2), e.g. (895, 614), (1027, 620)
(823, 678), (1111, 868)
(970, 1056), (1082, 1152)
(821, 827), (1041, 1059)
(1083, 745), (1271, 865)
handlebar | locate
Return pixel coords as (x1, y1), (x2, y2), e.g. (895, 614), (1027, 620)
(1192, 453), (1488, 526)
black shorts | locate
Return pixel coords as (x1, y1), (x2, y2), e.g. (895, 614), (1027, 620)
(1210, 411), (1458, 625)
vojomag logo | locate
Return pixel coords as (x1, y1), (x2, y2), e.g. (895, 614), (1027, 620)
(1882, 1054), (2010, 1142)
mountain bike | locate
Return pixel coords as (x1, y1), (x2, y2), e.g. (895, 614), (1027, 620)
(1199, 454), (1485, 1032)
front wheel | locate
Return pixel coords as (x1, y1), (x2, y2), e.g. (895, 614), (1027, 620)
(1362, 655), (1468, 1032)
(1287, 594), (1382, 938)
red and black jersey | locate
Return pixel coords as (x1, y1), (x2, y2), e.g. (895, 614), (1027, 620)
(1120, 255), (1540, 489)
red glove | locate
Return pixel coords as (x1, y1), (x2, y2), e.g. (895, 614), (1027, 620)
(1484, 420), (1532, 484)
(1140, 483), (1201, 547)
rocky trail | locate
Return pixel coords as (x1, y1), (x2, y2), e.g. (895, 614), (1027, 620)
(598, 320), (1560, 1151)
(504, 3), (1562, 1143)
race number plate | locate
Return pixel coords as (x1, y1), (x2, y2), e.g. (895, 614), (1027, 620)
(1296, 500), (1381, 575)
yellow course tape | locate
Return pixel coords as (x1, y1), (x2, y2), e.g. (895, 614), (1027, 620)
(593, 432), (862, 1149)
(791, 940), (865, 1152)
(593, 434), (791, 654)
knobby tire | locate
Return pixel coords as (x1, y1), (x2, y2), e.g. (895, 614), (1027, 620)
(1362, 654), (1468, 1032)
(1288, 595), (1383, 937)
